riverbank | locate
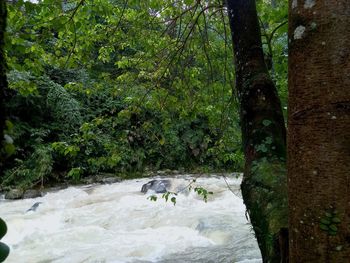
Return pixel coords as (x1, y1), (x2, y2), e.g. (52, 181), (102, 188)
(1, 171), (242, 200)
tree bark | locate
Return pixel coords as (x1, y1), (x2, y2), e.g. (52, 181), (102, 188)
(288, 1), (350, 262)
(0, 0), (8, 173)
(226, 1), (288, 262)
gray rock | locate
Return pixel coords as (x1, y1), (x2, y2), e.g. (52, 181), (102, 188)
(99, 177), (122, 184)
(164, 169), (172, 174)
(26, 202), (43, 212)
(23, 189), (42, 199)
(141, 179), (171, 194)
(81, 176), (97, 184)
(5, 189), (24, 200)
(143, 170), (155, 177)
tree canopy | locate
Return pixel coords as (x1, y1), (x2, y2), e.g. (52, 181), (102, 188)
(1, 0), (288, 188)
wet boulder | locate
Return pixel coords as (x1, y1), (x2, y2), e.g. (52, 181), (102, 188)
(26, 202), (43, 212)
(141, 179), (171, 194)
(5, 189), (24, 200)
(23, 189), (42, 199)
(99, 177), (122, 184)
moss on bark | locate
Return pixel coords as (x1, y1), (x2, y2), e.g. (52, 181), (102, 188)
(226, 1), (288, 262)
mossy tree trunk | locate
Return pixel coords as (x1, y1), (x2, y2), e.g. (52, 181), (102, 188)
(288, 1), (350, 262)
(0, 0), (8, 174)
(226, 0), (288, 262)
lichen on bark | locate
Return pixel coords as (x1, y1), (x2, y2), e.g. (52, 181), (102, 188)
(226, 0), (288, 262)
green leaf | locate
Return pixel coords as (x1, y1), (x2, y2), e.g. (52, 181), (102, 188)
(67, 167), (82, 181)
(262, 119), (272, 126)
(329, 224), (338, 232)
(0, 218), (7, 240)
(331, 217), (341, 224)
(325, 212), (332, 218)
(265, 136), (273, 144)
(171, 197), (176, 206)
(4, 143), (16, 156)
(148, 195), (157, 202)
(0, 243), (10, 262)
(319, 223), (329, 231)
(0, 218), (9, 262)
(320, 218), (331, 225)
(163, 192), (169, 202)
(149, 0), (160, 9)
(5, 120), (14, 130)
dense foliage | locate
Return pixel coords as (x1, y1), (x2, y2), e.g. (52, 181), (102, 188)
(1, 0), (287, 189)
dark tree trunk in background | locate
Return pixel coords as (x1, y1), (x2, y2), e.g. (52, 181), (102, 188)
(226, 0), (288, 262)
(0, 0), (8, 174)
(288, 1), (350, 262)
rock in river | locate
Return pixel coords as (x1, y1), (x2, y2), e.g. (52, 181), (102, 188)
(5, 189), (24, 200)
(141, 179), (171, 194)
(23, 189), (42, 199)
(26, 202), (43, 212)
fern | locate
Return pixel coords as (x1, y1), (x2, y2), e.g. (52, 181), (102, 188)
(2, 145), (53, 188)
(46, 81), (82, 131)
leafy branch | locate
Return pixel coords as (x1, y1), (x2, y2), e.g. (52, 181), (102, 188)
(148, 178), (213, 205)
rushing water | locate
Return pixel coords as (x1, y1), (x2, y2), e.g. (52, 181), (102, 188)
(1, 174), (261, 263)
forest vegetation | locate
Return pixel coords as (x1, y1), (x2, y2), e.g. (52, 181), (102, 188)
(1, 0), (288, 189)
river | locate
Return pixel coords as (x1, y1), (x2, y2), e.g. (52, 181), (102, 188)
(1, 174), (261, 263)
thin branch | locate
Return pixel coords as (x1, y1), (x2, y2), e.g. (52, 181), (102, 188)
(107, 0), (128, 38)
(268, 20), (287, 44)
(64, 19), (77, 68)
(198, 2), (214, 85)
(222, 174), (241, 198)
(68, 0), (85, 22)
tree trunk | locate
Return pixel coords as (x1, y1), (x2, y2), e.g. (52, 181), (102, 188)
(0, 0), (8, 173)
(288, 1), (350, 262)
(226, 1), (288, 262)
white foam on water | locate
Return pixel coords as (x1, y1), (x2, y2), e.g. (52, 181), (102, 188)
(1, 175), (261, 263)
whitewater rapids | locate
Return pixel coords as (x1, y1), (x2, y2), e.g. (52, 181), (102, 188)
(1, 174), (261, 263)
